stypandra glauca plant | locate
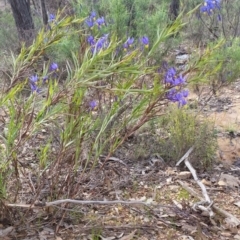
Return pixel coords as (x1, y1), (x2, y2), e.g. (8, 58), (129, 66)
(0, 7), (222, 227)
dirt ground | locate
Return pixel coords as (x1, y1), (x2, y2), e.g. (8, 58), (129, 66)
(0, 82), (240, 240)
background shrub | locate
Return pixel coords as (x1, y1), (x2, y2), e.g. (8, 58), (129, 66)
(158, 107), (217, 169)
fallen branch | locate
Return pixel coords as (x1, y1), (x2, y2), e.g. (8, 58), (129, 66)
(176, 146), (195, 166)
(6, 199), (148, 208)
(176, 146), (213, 217)
(178, 180), (240, 226)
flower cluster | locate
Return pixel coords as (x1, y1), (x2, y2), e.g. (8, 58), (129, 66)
(166, 88), (189, 107)
(164, 67), (185, 86)
(122, 36), (149, 51)
(85, 10), (149, 56)
(29, 62), (59, 93)
(85, 10), (150, 108)
(87, 34), (109, 53)
(85, 11), (105, 29)
(164, 67), (189, 107)
(123, 37), (134, 51)
(29, 74), (39, 93)
(200, 0), (221, 15)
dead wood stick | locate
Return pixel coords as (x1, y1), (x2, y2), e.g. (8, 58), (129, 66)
(178, 180), (240, 226)
(176, 146), (211, 204)
(6, 199), (148, 208)
(176, 146), (194, 166)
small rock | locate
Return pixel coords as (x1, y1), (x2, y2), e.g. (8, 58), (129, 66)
(177, 171), (191, 179)
(166, 167), (177, 175)
(218, 173), (240, 188)
(218, 180), (228, 186)
(201, 179), (211, 186)
(234, 201), (240, 208)
(143, 217), (150, 223)
(37, 134), (45, 140)
(221, 231), (232, 237)
(169, 185), (179, 192)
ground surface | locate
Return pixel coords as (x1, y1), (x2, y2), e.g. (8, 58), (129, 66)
(1, 81), (240, 240)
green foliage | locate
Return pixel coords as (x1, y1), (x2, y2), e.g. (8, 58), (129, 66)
(177, 188), (190, 200)
(0, 4), (226, 228)
(46, 34), (80, 62)
(214, 38), (240, 83)
(74, 0), (169, 40)
(133, 0), (169, 40)
(158, 107), (217, 169)
(0, 10), (18, 52)
(0, 10), (186, 203)
(185, 0), (240, 45)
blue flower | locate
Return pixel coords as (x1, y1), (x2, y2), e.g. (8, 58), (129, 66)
(87, 35), (95, 46)
(48, 14), (55, 22)
(166, 88), (188, 107)
(29, 74), (38, 84)
(29, 75), (40, 93)
(164, 65), (188, 107)
(164, 67), (185, 86)
(200, 0), (221, 15)
(90, 11), (96, 20)
(85, 17), (94, 28)
(140, 36), (149, 48)
(123, 37), (134, 50)
(50, 62), (59, 72)
(43, 76), (48, 83)
(91, 34), (109, 54)
(89, 100), (97, 110)
(96, 17), (105, 28)
(30, 83), (40, 93)
(164, 67), (177, 85)
(182, 89), (189, 98)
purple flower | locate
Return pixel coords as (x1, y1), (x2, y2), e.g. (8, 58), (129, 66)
(85, 17), (94, 28)
(178, 97), (187, 107)
(123, 37), (134, 50)
(90, 11), (96, 19)
(164, 67), (176, 85)
(164, 67), (185, 86)
(140, 36), (149, 48)
(174, 74), (186, 86)
(91, 34), (109, 54)
(29, 75), (39, 93)
(30, 83), (40, 93)
(43, 75), (48, 83)
(50, 62), (59, 72)
(166, 88), (188, 107)
(200, 0), (221, 15)
(87, 35), (95, 46)
(166, 88), (178, 101)
(96, 17), (105, 28)
(182, 89), (189, 98)
(29, 74), (38, 84)
(89, 100), (97, 110)
(48, 14), (55, 22)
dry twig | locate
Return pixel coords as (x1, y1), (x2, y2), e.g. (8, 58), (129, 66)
(6, 199), (148, 208)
